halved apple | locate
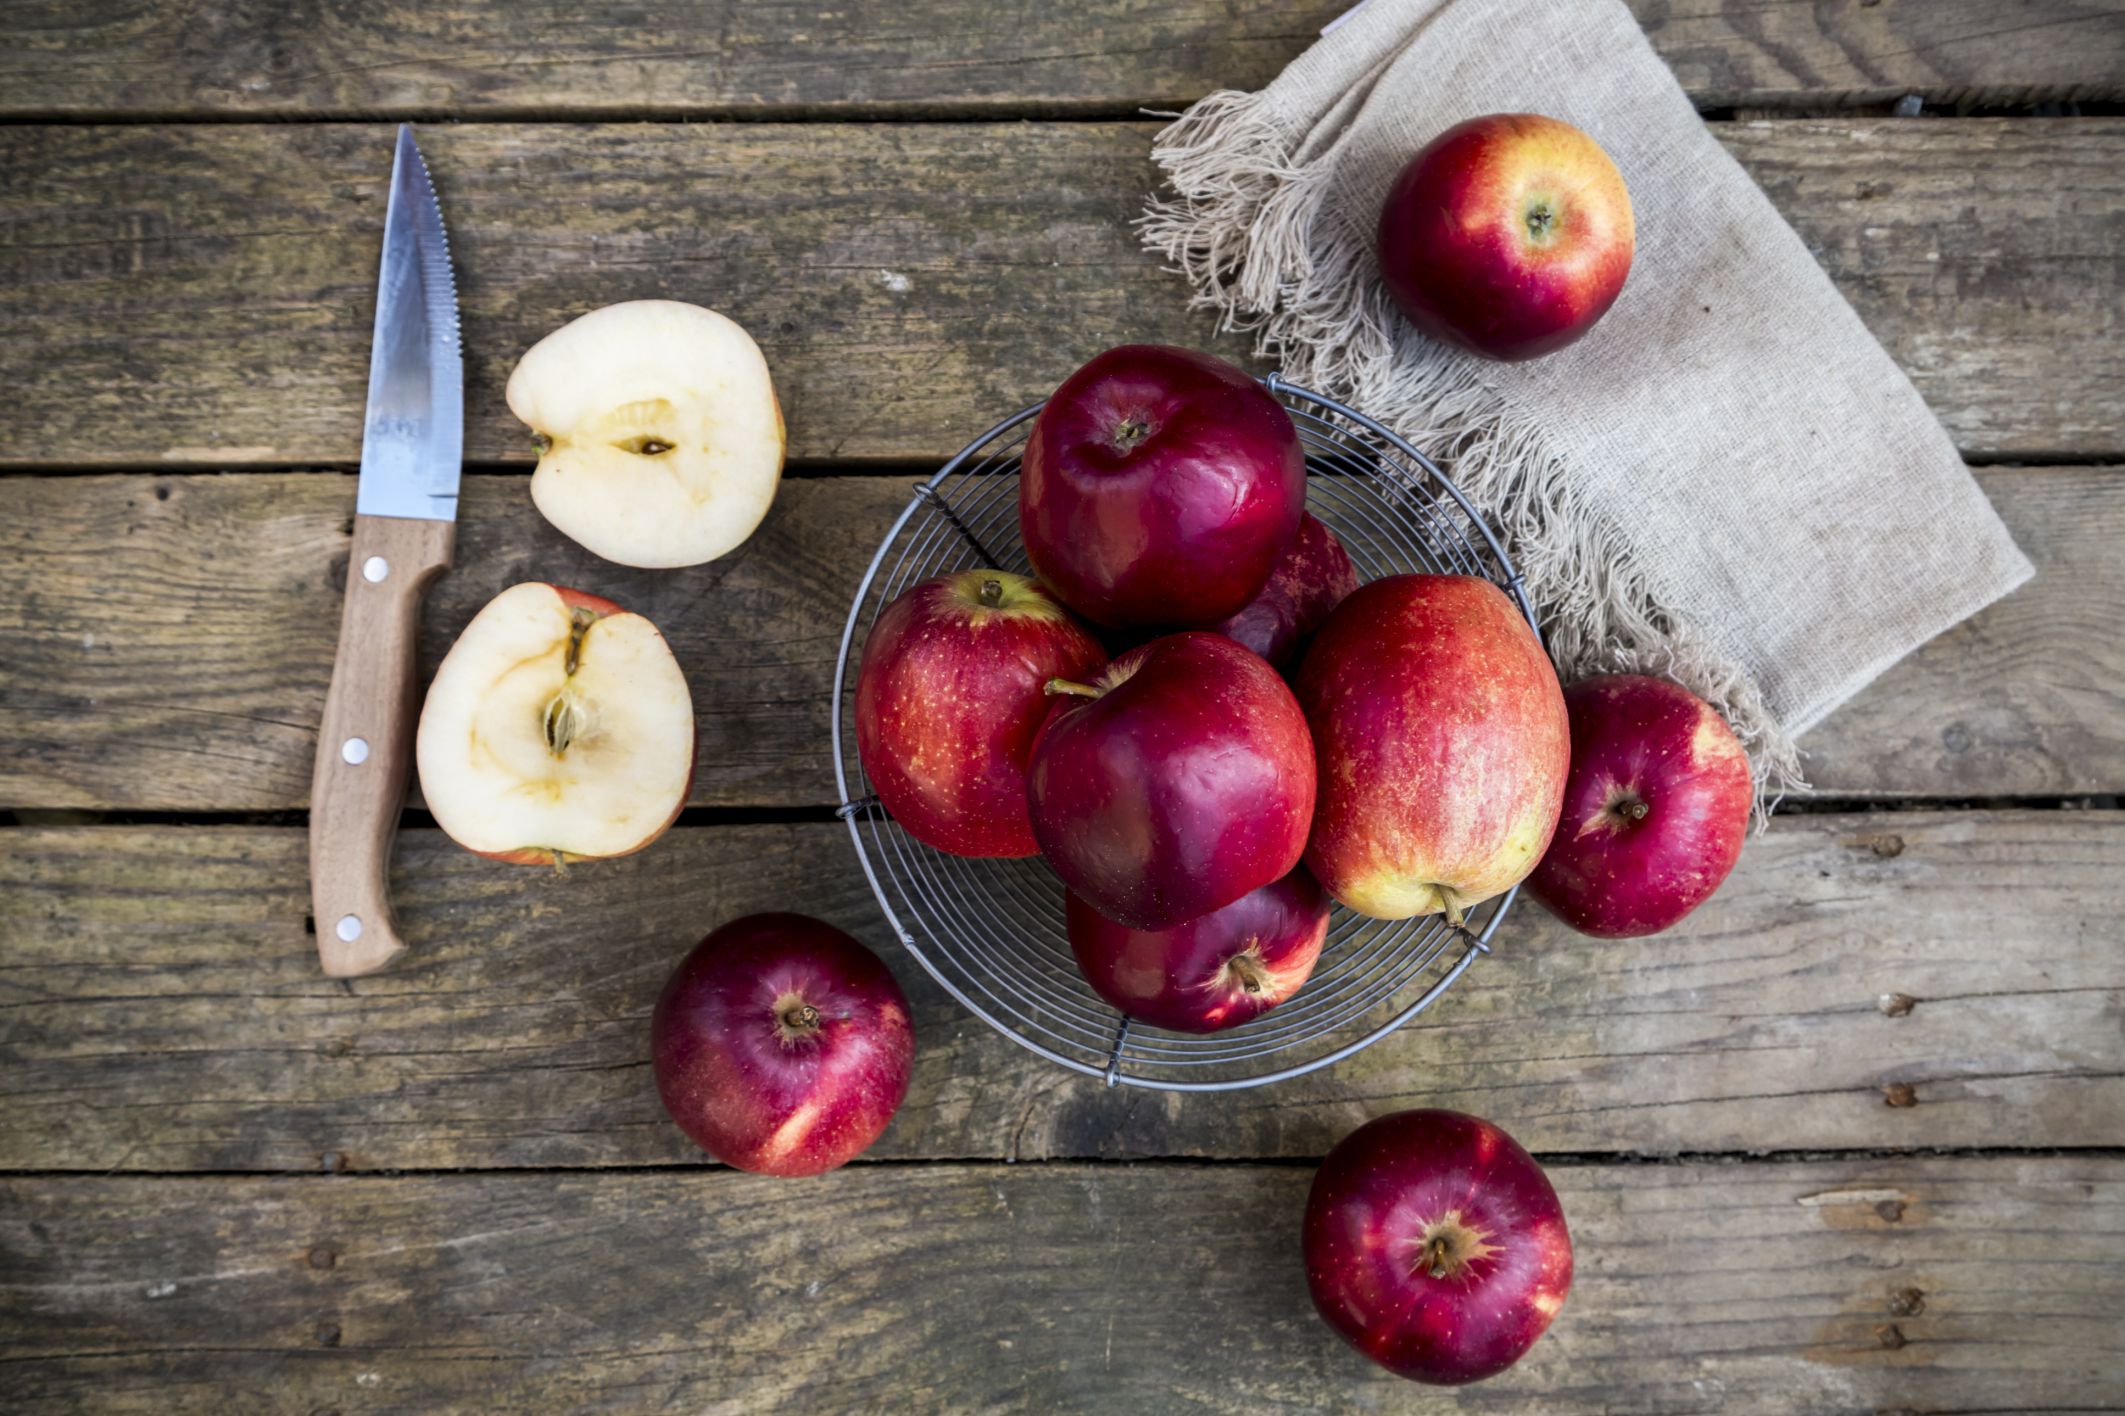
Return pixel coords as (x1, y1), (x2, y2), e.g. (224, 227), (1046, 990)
(506, 300), (785, 569)
(417, 582), (696, 866)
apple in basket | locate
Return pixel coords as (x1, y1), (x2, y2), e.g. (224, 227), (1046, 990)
(1020, 344), (1306, 629)
(653, 913), (914, 1177)
(1296, 575), (1568, 922)
(1028, 632), (1316, 931)
(1305, 1109), (1572, 1384)
(1378, 114), (1634, 361)
(1209, 511), (1360, 673)
(1527, 674), (1752, 937)
(1067, 866), (1331, 1033)
(856, 569), (1106, 858)
(507, 300), (786, 568)
(417, 582), (695, 866)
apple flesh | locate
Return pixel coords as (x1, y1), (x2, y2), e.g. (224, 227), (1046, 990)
(417, 582), (695, 866)
(507, 299), (786, 568)
(1209, 512), (1359, 672)
(856, 569), (1106, 858)
(1296, 575), (1568, 922)
(1527, 674), (1752, 937)
(1028, 632), (1316, 931)
(1378, 114), (1634, 361)
(1067, 866), (1329, 1032)
(1305, 1109), (1572, 1384)
(652, 912), (914, 1177)
(1020, 344), (1305, 629)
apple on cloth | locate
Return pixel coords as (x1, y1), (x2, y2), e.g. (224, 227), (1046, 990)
(652, 913), (914, 1177)
(416, 582), (694, 866)
(508, 300), (785, 569)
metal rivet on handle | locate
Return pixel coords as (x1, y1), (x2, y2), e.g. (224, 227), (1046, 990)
(335, 915), (363, 942)
(362, 556), (390, 583)
(340, 737), (370, 765)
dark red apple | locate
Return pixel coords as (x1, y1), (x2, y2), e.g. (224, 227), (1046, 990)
(1208, 512), (1360, 672)
(1067, 866), (1330, 1032)
(856, 568), (1106, 858)
(651, 913), (914, 1177)
(1304, 1109), (1572, 1384)
(1297, 575), (1568, 922)
(1020, 344), (1305, 628)
(1527, 674), (1752, 937)
(1378, 114), (1634, 361)
(1028, 632), (1315, 930)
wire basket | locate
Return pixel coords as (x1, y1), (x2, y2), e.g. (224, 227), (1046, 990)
(830, 376), (1539, 1091)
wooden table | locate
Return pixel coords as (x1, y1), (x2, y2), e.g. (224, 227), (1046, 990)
(3, 3), (2122, 1410)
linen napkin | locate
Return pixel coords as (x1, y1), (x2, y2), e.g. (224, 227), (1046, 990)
(1141, 0), (2032, 801)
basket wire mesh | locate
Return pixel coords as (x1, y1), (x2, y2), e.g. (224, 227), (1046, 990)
(830, 376), (1541, 1091)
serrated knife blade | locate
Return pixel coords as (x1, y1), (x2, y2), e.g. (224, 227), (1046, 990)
(358, 125), (462, 520)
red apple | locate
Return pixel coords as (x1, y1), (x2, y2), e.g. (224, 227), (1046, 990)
(651, 913), (914, 1177)
(1304, 1109), (1572, 1384)
(1028, 632), (1315, 930)
(1066, 866), (1330, 1033)
(1527, 674), (1751, 937)
(1296, 575), (1568, 922)
(856, 569), (1106, 858)
(1378, 114), (1634, 361)
(1020, 344), (1305, 628)
(1208, 512), (1360, 673)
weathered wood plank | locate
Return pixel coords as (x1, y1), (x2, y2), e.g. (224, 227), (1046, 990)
(1, 468), (2114, 812)
(1, 1158), (2119, 1412)
(2, 0), (2118, 117)
(0, 120), (2118, 467)
(2, 813), (2118, 1171)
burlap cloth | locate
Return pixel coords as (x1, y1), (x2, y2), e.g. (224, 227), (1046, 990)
(1141, 0), (2032, 803)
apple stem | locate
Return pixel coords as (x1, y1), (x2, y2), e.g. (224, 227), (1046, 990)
(1045, 678), (1102, 700)
(1438, 892), (1466, 930)
(978, 578), (1005, 608)
(782, 1003), (821, 1032)
(1626, 799), (1650, 821)
(1226, 950), (1271, 996)
(1424, 1234), (1453, 1280)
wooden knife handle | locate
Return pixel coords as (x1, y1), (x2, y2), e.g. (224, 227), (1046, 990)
(309, 514), (455, 977)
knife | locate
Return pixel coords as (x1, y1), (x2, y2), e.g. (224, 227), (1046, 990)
(308, 125), (462, 977)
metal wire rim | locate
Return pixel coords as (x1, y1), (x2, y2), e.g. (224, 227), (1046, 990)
(830, 375), (1539, 1091)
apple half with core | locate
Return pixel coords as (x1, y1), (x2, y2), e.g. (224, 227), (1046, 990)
(1209, 511), (1360, 672)
(1067, 866), (1330, 1033)
(1528, 674), (1752, 937)
(856, 569), (1106, 858)
(1020, 344), (1305, 629)
(1028, 632), (1316, 931)
(1305, 1109), (1572, 1384)
(416, 582), (695, 866)
(507, 299), (785, 568)
(652, 913), (913, 1177)
(1378, 114), (1634, 361)
(1297, 575), (1568, 922)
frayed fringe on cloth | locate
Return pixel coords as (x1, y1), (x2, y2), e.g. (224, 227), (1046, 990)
(1139, 89), (1804, 818)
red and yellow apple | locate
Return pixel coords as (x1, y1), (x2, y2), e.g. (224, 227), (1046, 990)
(1209, 511), (1360, 673)
(416, 582), (695, 866)
(1296, 575), (1568, 922)
(1378, 114), (1634, 361)
(1027, 632), (1316, 930)
(855, 569), (1106, 858)
(1527, 674), (1752, 937)
(1020, 344), (1305, 629)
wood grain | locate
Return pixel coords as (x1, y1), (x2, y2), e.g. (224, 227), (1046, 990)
(2, 812), (2118, 1172)
(1, 0), (2118, 117)
(1, 468), (2115, 813)
(0, 120), (2119, 467)
(2, 1157), (2119, 1412)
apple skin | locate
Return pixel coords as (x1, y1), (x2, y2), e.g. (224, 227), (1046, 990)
(1527, 674), (1752, 937)
(1304, 1109), (1572, 1384)
(1208, 513), (1360, 673)
(1020, 344), (1305, 629)
(1028, 632), (1316, 931)
(651, 913), (914, 1178)
(1066, 866), (1330, 1032)
(856, 570), (1106, 858)
(1378, 114), (1634, 362)
(1296, 575), (1568, 922)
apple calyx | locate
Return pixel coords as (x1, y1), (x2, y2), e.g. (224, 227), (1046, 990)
(773, 992), (825, 1046)
(1109, 412), (1156, 454)
(1414, 1211), (1500, 1282)
(977, 577), (1005, 608)
(1523, 197), (1560, 245)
